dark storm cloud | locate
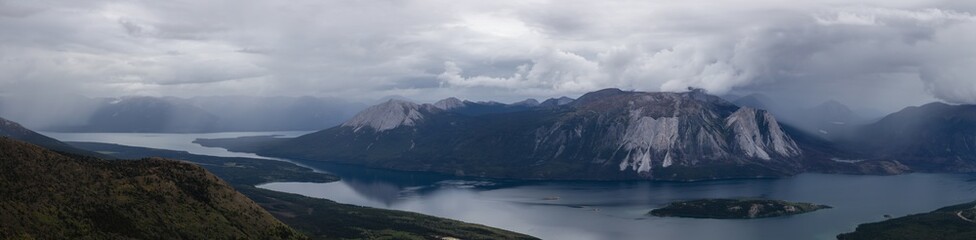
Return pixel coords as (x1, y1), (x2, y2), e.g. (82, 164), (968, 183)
(0, 0), (973, 112)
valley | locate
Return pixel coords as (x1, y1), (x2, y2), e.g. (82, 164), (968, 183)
(50, 131), (976, 240)
(6, 1), (975, 239)
(7, 88), (976, 239)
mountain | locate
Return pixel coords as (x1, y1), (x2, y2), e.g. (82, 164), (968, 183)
(732, 93), (775, 110)
(187, 96), (365, 131)
(539, 96), (575, 107)
(57, 96), (219, 133)
(0, 138), (305, 239)
(0, 94), (102, 130)
(0, 116), (104, 157)
(5, 95), (366, 133)
(787, 100), (864, 140)
(848, 102), (976, 172)
(431, 97), (544, 116)
(203, 88), (839, 181)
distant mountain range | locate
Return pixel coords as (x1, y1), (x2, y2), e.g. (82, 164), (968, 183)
(845, 102), (976, 172)
(1, 96), (366, 133)
(199, 88), (917, 181)
(732, 93), (868, 140)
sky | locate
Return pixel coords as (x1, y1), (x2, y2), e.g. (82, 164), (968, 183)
(2, 0), (976, 112)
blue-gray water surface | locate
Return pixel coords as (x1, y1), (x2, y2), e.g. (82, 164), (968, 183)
(45, 132), (976, 240)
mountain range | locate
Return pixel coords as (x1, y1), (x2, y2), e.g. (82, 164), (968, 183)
(1, 95), (366, 133)
(200, 88), (922, 181)
(731, 93), (868, 140)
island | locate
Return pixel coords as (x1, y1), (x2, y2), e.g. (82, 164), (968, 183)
(649, 199), (831, 219)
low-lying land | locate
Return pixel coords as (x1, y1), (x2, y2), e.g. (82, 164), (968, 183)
(649, 198), (831, 219)
(71, 141), (538, 240)
(837, 200), (976, 240)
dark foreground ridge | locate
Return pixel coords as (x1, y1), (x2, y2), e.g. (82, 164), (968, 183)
(0, 137), (305, 239)
(649, 198), (831, 219)
(71, 141), (539, 240)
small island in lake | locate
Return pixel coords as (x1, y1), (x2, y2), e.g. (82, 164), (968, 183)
(649, 199), (831, 219)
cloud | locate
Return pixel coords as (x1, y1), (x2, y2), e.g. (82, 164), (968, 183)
(438, 49), (602, 91)
(0, 0), (974, 111)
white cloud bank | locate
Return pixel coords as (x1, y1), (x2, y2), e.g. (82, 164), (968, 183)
(0, 0), (975, 108)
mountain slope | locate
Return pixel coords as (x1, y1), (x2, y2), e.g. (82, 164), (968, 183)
(849, 102), (976, 172)
(732, 93), (775, 110)
(188, 96), (365, 131)
(0, 137), (304, 239)
(214, 89), (813, 181)
(784, 100), (863, 140)
(0, 116), (104, 157)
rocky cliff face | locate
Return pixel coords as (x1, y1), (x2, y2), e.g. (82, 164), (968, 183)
(341, 99), (434, 132)
(526, 89), (802, 177)
(257, 88), (807, 180)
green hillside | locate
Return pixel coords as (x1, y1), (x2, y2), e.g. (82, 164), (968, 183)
(0, 137), (305, 239)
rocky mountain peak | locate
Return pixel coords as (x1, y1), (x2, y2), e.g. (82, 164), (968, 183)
(433, 97), (465, 110)
(725, 107), (801, 160)
(512, 98), (540, 106)
(572, 88), (627, 106)
(341, 99), (428, 132)
(536, 90), (800, 175)
(540, 97), (574, 107)
(813, 100), (855, 118)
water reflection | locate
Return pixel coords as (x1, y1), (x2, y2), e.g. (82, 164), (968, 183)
(264, 162), (976, 240)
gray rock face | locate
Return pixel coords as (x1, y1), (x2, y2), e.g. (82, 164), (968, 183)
(433, 97), (466, 110)
(266, 88), (809, 180)
(342, 99), (433, 132)
(529, 89), (802, 177)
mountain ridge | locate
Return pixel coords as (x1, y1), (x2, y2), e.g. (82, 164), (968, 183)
(0, 137), (305, 239)
(199, 88), (895, 181)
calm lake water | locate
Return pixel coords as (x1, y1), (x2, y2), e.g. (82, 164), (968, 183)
(45, 132), (976, 240)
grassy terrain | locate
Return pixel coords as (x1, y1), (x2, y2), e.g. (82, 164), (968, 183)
(649, 198), (831, 219)
(837, 200), (976, 240)
(71, 141), (539, 240)
(0, 137), (305, 240)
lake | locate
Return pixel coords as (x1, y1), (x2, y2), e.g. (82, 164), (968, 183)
(45, 131), (976, 240)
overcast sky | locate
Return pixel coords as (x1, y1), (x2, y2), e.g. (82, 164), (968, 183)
(2, 0), (975, 111)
